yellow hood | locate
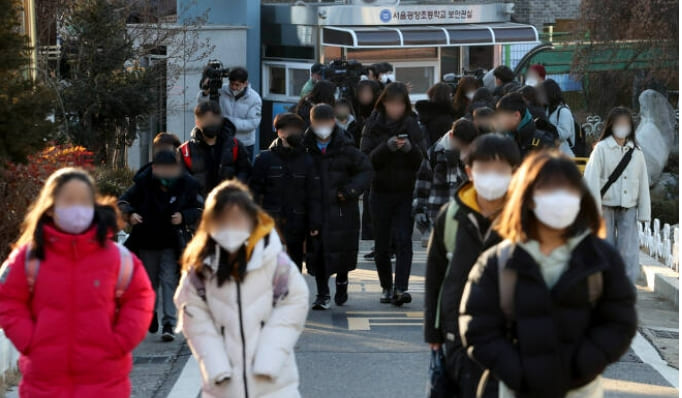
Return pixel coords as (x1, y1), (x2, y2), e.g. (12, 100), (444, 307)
(457, 182), (481, 213)
(245, 211), (275, 261)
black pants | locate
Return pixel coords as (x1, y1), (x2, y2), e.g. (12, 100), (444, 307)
(361, 190), (373, 241)
(285, 237), (304, 272)
(315, 270), (348, 297)
(370, 190), (413, 291)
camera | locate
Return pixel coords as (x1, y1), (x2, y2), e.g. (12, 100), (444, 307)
(442, 68), (487, 91)
(323, 59), (364, 100)
(201, 59), (230, 102)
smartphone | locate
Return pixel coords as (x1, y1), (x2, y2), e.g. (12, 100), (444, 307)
(397, 134), (409, 139)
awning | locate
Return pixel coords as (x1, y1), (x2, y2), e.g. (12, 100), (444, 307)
(322, 22), (538, 48)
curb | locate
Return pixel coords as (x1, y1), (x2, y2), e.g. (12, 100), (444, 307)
(640, 252), (679, 309)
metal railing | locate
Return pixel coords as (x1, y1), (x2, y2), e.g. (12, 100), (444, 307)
(640, 219), (679, 273)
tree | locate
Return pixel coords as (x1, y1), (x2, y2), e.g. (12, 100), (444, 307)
(572, 0), (678, 114)
(0, 0), (54, 163)
(55, 0), (211, 168)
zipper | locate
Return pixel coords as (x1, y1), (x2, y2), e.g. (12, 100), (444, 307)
(236, 281), (249, 398)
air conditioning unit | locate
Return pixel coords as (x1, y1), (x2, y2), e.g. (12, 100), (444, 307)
(349, 0), (400, 5)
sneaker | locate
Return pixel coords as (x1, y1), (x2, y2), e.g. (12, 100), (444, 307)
(161, 324), (175, 342)
(149, 312), (159, 334)
(363, 250), (375, 260)
(392, 290), (412, 307)
(380, 288), (393, 304)
(334, 282), (349, 306)
(312, 295), (331, 310)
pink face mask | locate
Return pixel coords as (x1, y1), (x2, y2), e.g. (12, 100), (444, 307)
(54, 205), (95, 234)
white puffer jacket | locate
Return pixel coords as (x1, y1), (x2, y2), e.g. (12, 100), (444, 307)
(197, 84), (263, 147)
(583, 136), (651, 221)
(174, 229), (309, 398)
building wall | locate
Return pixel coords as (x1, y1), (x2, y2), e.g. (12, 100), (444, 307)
(513, 0), (580, 28)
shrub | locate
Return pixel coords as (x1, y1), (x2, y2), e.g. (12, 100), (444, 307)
(651, 199), (679, 227)
(0, 144), (94, 259)
(94, 167), (135, 198)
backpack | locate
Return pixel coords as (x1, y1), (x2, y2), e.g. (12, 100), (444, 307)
(531, 118), (561, 150)
(188, 250), (293, 306)
(556, 105), (588, 157)
(495, 240), (603, 323)
(24, 243), (134, 300)
(180, 137), (239, 170)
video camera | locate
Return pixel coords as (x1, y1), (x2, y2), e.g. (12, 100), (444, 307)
(442, 68), (487, 91)
(322, 59), (365, 100)
(201, 59), (230, 102)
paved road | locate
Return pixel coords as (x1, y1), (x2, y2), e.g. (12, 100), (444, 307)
(122, 241), (678, 398)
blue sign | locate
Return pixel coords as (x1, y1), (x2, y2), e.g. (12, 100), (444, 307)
(379, 9), (392, 23)
(272, 102), (295, 132)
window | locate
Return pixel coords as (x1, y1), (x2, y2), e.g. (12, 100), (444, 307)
(391, 61), (439, 101)
(263, 61), (313, 101)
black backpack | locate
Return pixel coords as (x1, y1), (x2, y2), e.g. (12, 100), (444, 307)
(556, 105), (588, 157)
(531, 117), (560, 149)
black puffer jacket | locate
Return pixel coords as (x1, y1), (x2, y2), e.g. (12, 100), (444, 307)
(360, 111), (425, 194)
(118, 167), (204, 255)
(415, 100), (456, 147)
(304, 126), (373, 277)
(459, 234), (637, 398)
(249, 138), (322, 242)
(180, 119), (252, 196)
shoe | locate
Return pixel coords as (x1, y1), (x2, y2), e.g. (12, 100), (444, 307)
(380, 289), (393, 304)
(312, 295), (331, 310)
(334, 282), (348, 306)
(363, 250), (375, 260)
(149, 312), (158, 334)
(161, 324), (175, 342)
(392, 290), (412, 307)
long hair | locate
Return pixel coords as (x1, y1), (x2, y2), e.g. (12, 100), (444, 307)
(15, 167), (121, 260)
(427, 82), (453, 107)
(182, 180), (260, 275)
(598, 106), (638, 146)
(496, 151), (604, 243)
(540, 79), (565, 115)
(453, 76), (481, 115)
(374, 82), (412, 120)
(297, 80), (336, 110)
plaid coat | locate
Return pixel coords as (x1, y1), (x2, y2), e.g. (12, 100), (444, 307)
(412, 133), (467, 220)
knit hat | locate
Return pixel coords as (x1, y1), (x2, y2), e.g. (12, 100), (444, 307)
(528, 64), (546, 79)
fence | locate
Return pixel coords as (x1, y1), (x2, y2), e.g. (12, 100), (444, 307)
(640, 219), (680, 273)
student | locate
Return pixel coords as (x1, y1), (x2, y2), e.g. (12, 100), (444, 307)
(293, 80), (336, 128)
(119, 150), (204, 340)
(360, 82), (425, 305)
(452, 76), (481, 120)
(416, 82), (457, 146)
(250, 112), (322, 270)
(424, 134), (521, 398)
(0, 168), (154, 397)
(525, 63), (546, 87)
(181, 101), (252, 197)
(413, 119), (479, 236)
(334, 98), (360, 146)
(541, 79), (576, 156)
(518, 85), (549, 123)
(198, 67), (262, 157)
(134, 132), (182, 177)
(496, 92), (554, 157)
(175, 181), (309, 398)
(304, 104), (372, 309)
(465, 87), (496, 118)
(583, 107), (650, 283)
(492, 65), (515, 100)
(472, 107), (495, 135)
(459, 151), (637, 398)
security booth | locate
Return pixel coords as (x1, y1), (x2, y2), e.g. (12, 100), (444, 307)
(259, 1), (539, 148)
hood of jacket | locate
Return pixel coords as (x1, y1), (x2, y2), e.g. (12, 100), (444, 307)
(303, 125), (349, 154)
(416, 100), (456, 124)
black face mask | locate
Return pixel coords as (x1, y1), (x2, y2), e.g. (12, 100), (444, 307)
(285, 134), (303, 147)
(201, 124), (221, 138)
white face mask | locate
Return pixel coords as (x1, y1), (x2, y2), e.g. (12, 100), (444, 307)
(314, 126), (333, 140)
(211, 228), (250, 253)
(525, 77), (538, 87)
(472, 171), (512, 201)
(613, 125), (631, 139)
(380, 73), (395, 84)
(466, 91), (475, 101)
(533, 190), (581, 230)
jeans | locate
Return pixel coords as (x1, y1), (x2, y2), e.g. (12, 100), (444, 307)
(138, 248), (178, 327)
(370, 191), (414, 291)
(603, 206), (640, 283)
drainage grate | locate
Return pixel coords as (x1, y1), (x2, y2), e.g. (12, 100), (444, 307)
(133, 355), (173, 365)
(649, 329), (679, 339)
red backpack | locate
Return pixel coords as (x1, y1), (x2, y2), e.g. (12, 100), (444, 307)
(180, 137), (239, 170)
